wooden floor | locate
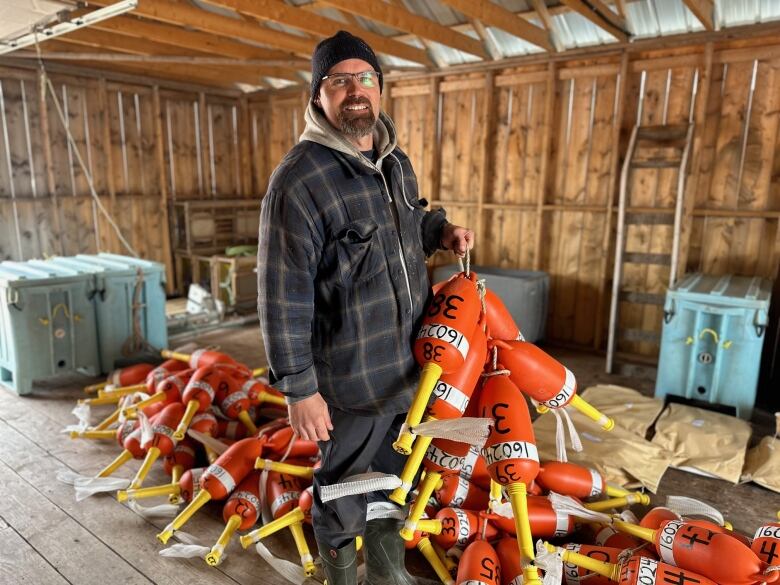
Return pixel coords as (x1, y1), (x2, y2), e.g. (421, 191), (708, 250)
(1, 324), (778, 584)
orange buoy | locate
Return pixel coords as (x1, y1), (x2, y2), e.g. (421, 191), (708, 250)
(561, 544), (625, 585)
(206, 469), (264, 566)
(639, 507), (681, 529)
(173, 366), (228, 440)
(435, 475), (489, 510)
(487, 495), (575, 538)
(546, 544), (719, 585)
(612, 518), (777, 585)
(163, 437), (197, 501)
(496, 340), (614, 430)
(263, 426), (319, 459)
(157, 437), (264, 543)
(479, 372), (541, 584)
(130, 401), (186, 489)
(455, 539), (501, 585)
(217, 380), (258, 436)
(537, 461), (628, 501)
(752, 522), (780, 566)
(432, 508), (499, 555)
(395, 271), (481, 455)
(484, 288), (523, 341)
(460, 444), (491, 491)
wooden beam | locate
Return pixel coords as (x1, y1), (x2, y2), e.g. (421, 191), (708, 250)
(51, 31), (302, 81)
(469, 19), (503, 61)
(529, 0), (564, 52)
(533, 62), (556, 272)
(12, 52), (306, 68)
(316, 0), (487, 59)
(203, 0), (433, 66)
(436, 0), (554, 52)
(559, 0), (629, 42)
(586, 0), (629, 32)
(85, 0), (316, 56)
(151, 86), (175, 294)
(79, 13), (305, 62)
(682, 0), (715, 31)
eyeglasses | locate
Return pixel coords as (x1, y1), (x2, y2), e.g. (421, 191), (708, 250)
(321, 70), (381, 90)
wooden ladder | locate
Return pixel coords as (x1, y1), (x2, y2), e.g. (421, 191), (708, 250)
(606, 123), (695, 374)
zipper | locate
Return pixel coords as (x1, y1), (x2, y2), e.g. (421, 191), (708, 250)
(377, 167), (414, 312)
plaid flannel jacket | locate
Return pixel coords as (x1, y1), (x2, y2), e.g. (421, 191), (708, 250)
(257, 106), (447, 415)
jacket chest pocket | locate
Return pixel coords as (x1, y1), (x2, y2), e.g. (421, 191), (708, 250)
(335, 218), (386, 285)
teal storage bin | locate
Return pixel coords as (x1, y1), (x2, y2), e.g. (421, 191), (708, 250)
(0, 261), (101, 395)
(73, 254), (167, 373)
(655, 273), (772, 419)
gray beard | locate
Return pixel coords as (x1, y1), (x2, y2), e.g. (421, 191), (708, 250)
(337, 107), (377, 138)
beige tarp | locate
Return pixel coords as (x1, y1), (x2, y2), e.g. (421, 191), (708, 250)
(579, 384), (666, 438)
(741, 413), (780, 493)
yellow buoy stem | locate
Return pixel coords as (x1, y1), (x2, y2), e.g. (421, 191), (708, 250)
(415, 519), (442, 535)
(70, 429), (116, 440)
(122, 392), (166, 417)
(432, 540), (457, 576)
(252, 367), (268, 377)
(390, 431), (433, 505)
(611, 519), (656, 543)
(393, 362), (442, 454)
(505, 482), (535, 561)
(157, 489), (212, 544)
(605, 484), (631, 498)
(417, 538), (454, 585)
(205, 514), (242, 566)
(161, 349), (190, 363)
(240, 506), (305, 548)
(569, 395), (614, 431)
(98, 384), (146, 398)
(94, 409), (121, 431)
(257, 391), (286, 407)
(129, 446), (161, 490)
(173, 400), (200, 441)
(84, 381), (108, 394)
(118, 482), (178, 503)
(254, 458), (314, 479)
(289, 522), (316, 577)
(171, 464), (183, 486)
(79, 394), (123, 407)
(544, 542), (620, 581)
(97, 449), (133, 478)
(400, 470), (441, 541)
(237, 410), (258, 435)
(584, 493), (649, 512)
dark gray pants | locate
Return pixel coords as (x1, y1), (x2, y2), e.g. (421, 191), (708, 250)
(312, 407), (412, 549)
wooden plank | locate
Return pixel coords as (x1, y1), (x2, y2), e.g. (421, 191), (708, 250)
(533, 63), (556, 271)
(682, 0), (715, 31)
(494, 70), (550, 87)
(437, 0), (554, 51)
(390, 85), (430, 98)
(0, 515), (72, 585)
(238, 96), (252, 197)
(318, 0), (487, 58)
(475, 72), (495, 260)
(208, 0), (432, 66)
(424, 78), (441, 207)
(559, 64), (620, 79)
(0, 457), (151, 585)
(529, 0), (564, 52)
(439, 78), (485, 93)
(559, 0), (629, 42)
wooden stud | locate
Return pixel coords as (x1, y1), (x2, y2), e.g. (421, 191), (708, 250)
(533, 62), (557, 271)
(475, 72), (495, 260)
(559, 0), (629, 42)
(37, 70), (64, 256)
(152, 85), (175, 293)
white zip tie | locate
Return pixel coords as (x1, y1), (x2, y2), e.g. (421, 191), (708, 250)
(535, 540), (564, 585)
(410, 417), (493, 446)
(561, 407), (583, 453)
(665, 496), (725, 526)
(549, 492), (612, 524)
(159, 543), (210, 559)
(553, 408), (568, 463)
(138, 410), (154, 445)
(186, 428), (230, 455)
(62, 402), (91, 433)
(254, 540), (306, 585)
(126, 498), (180, 519)
(56, 470), (131, 501)
(320, 472), (402, 503)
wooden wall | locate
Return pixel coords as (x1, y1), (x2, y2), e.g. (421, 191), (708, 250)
(384, 41), (780, 357)
(2, 35), (779, 359)
(0, 65), (304, 294)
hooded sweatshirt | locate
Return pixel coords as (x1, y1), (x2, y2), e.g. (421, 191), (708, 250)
(257, 103), (447, 414)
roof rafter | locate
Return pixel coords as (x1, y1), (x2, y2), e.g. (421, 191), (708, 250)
(529, 0), (564, 52)
(558, 0), (630, 42)
(315, 0), (487, 59)
(682, 0), (715, 31)
(435, 0), (554, 52)
(85, 0), (316, 57)
(202, 0), (433, 66)
(51, 29), (301, 80)
(76, 12), (307, 62)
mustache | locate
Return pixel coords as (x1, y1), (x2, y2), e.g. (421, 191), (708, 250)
(340, 97), (372, 111)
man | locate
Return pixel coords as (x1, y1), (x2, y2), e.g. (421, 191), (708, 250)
(257, 31), (473, 585)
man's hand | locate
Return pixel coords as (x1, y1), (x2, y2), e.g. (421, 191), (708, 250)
(441, 223), (475, 257)
(288, 392), (334, 442)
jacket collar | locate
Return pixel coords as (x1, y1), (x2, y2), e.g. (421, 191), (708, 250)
(299, 101), (399, 176)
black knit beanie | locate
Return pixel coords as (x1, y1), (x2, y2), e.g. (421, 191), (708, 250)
(311, 30), (383, 100)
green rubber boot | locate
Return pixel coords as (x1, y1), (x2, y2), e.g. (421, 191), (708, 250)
(363, 517), (441, 585)
(318, 538), (358, 585)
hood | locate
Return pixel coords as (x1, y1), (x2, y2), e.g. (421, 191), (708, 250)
(299, 101), (398, 172)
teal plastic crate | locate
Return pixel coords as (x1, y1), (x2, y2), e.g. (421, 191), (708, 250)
(70, 254), (167, 373)
(655, 273), (772, 419)
(0, 261), (101, 395)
